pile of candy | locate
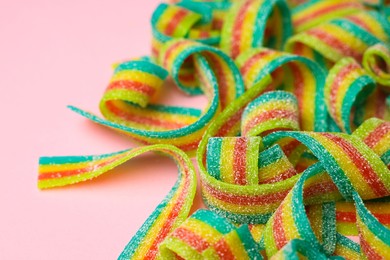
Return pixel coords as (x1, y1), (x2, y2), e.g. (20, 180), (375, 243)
(39, 0), (390, 259)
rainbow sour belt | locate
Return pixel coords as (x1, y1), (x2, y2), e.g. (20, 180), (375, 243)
(38, 0), (390, 259)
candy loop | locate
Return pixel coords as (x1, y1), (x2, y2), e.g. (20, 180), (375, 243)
(241, 91), (300, 137)
(151, 2), (220, 60)
(220, 0), (293, 59)
(363, 43), (390, 88)
(261, 150), (390, 258)
(159, 39), (244, 99)
(196, 110), (390, 258)
(100, 60), (168, 108)
(236, 47), (327, 131)
(324, 57), (376, 133)
(69, 39), (245, 155)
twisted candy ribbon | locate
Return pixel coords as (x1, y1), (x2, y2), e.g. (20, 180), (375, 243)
(324, 57), (377, 133)
(39, 0), (390, 259)
(324, 52), (390, 133)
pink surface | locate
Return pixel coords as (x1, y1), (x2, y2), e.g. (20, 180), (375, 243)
(0, 1), (205, 259)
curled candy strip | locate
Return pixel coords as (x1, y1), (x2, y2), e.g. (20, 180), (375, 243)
(39, 145), (197, 259)
(196, 80), (340, 224)
(286, 10), (390, 65)
(220, 0), (293, 59)
(69, 39), (244, 155)
(235, 48), (328, 132)
(151, 1), (225, 59)
(363, 43), (390, 88)
(241, 91), (300, 137)
(324, 57), (376, 133)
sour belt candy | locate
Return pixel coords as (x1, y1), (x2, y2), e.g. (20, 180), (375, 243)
(39, 145), (197, 259)
(69, 39), (244, 155)
(38, 0), (390, 259)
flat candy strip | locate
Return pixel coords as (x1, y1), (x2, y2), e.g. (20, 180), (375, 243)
(206, 137), (261, 185)
(286, 10), (390, 64)
(292, 0), (364, 33)
(39, 145), (197, 260)
(353, 117), (390, 168)
(335, 201), (390, 236)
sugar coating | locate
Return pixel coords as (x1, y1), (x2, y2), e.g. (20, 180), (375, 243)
(39, 0), (390, 259)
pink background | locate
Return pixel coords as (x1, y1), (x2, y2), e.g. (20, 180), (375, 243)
(0, 1), (205, 259)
